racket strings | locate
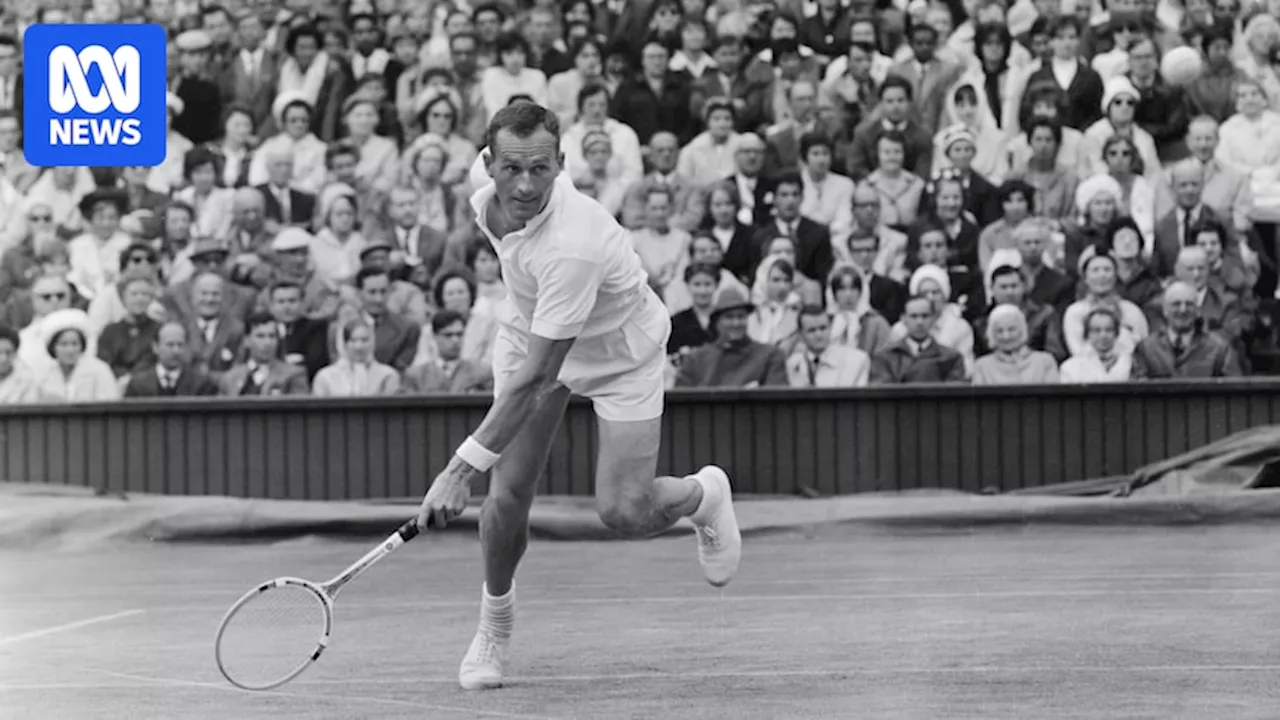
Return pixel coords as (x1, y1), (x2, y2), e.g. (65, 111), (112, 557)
(217, 584), (328, 690)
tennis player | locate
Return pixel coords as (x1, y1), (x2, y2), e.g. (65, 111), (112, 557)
(415, 101), (742, 691)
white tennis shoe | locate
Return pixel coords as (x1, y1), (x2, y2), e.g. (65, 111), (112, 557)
(458, 630), (508, 690)
(690, 465), (742, 587)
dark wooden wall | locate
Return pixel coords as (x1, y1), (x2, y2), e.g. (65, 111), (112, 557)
(3, 382), (1278, 498)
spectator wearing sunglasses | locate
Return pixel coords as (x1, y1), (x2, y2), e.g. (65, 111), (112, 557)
(87, 244), (166, 334)
(1083, 76), (1162, 180)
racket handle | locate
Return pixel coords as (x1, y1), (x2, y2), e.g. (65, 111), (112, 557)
(398, 516), (429, 541)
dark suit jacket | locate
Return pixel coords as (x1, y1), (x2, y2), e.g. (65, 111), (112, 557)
(1020, 62), (1105, 130)
(869, 338), (966, 384)
(218, 48), (282, 131)
(218, 359), (311, 396)
(371, 313), (421, 372)
(280, 318), (332, 381)
(668, 308), (714, 355)
(764, 119), (836, 175)
(401, 360), (493, 393)
(124, 366), (218, 397)
(846, 117), (933, 180)
(1152, 205), (1234, 278)
(1131, 327), (1243, 378)
(1027, 265), (1076, 312)
(749, 217), (836, 287)
(187, 316), (245, 377)
(689, 68), (771, 133)
(723, 173), (778, 229)
(674, 339), (789, 387)
(867, 274), (909, 324)
(885, 57), (965, 136)
(256, 184), (317, 228)
(610, 73), (696, 145)
(383, 225), (451, 282)
(162, 277), (256, 324)
(98, 317), (161, 377)
(172, 75), (223, 145)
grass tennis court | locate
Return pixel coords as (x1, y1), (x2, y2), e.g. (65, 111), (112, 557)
(3, 523), (1280, 719)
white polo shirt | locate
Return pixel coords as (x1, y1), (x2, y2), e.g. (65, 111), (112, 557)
(469, 168), (652, 342)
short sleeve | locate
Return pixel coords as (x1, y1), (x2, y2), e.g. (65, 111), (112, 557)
(531, 257), (604, 340)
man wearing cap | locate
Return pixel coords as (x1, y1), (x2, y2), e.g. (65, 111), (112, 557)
(357, 240), (429, 326)
(247, 227), (341, 321)
(162, 238), (256, 322)
(173, 29), (224, 144)
(673, 287), (788, 387)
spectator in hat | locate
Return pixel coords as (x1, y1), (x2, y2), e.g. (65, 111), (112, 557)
(86, 243), (166, 332)
(1083, 76), (1163, 180)
(67, 189), (134, 302)
(122, 322), (219, 398)
(248, 93), (329, 194)
(217, 10), (281, 131)
(33, 309), (118, 402)
(674, 287), (789, 388)
(277, 23), (353, 142)
(172, 29), (224, 145)
(13, 275), (87, 373)
(356, 240), (428, 326)
(247, 228), (341, 321)
(161, 238), (250, 322)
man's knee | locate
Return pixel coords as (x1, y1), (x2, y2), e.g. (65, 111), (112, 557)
(596, 494), (655, 538)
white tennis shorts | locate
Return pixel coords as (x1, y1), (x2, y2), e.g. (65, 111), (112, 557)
(492, 289), (672, 422)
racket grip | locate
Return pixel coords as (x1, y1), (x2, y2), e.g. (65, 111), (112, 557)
(398, 516), (429, 541)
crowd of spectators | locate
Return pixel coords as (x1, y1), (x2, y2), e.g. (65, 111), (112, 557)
(0, 0), (1279, 403)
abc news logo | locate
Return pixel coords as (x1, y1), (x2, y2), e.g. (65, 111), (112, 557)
(47, 44), (144, 146)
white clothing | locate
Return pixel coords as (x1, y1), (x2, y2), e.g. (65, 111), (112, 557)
(1059, 353), (1133, 383)
(470, 173), (671, 421)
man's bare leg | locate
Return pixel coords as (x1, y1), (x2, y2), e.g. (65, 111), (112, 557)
(460, 385), (571, 690)
(593, 415), (742, 585)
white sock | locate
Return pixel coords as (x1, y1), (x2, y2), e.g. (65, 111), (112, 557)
(479, 582), (514, 639)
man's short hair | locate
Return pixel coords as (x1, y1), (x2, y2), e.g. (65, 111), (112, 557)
(485, 101), (561, 154)
(774, 171), (804, 194)
(354, 266), (388, 289)
(431, 310), (466, 334)
(879, 75), (914, 101)
(989, 265), (1023, 285)
(798, 304), (829, 325)
(269, 281), (302, 298)
(245, 312), (277, 333)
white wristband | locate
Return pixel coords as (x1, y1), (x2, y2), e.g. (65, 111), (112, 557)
(456, 436), (500, 472)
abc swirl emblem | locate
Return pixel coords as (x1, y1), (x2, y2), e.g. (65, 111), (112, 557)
(23, 24), (168, 167)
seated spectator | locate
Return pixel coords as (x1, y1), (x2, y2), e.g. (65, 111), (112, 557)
(86, 244), (166, 333)
(890, 264), (976, 373)
(1005, 117), (1079, 222)
(668, 263), (721, 358)
(664, 236), (749, 315)
(1014, 219), (1075, 311)
(572, 130), (629, 217)
(268, 282), (331, 382)
(334, 268), (421, 372)
(1062, 253), (1150, 358)
(972, 303), (1060, 385)
(907, 222), (980, 314)
(547, 37), (607, 127)
(1059, 306), (1134, 382)
(1062, 175), (1122, 275)
(480, 33), (550, 123)
(173, 147), (236, 240)
(18, 278), (95, 374)
(870, 294), (967, 384)
(825, 264), (894, 356)
(467, 241), (506, 313)
(0, 203), (62, 305)
(924, 174), (982, 272)
(1099, 135), (1157, 247)
(1147, 246), (1253, 350)
(974, 264), (1067, 361)
(97, 271), (162, 378)
(1097, 217), (1163, 313)
(414, 268), (497, 369)
(247, 228), (341, 321)
(620, 132), (705, 233)
(932, 81), (1009, 187)
(253, 152), (319, 231)
(752, 236), (824, 308)
(677, 98), (740, 187)
(631, 186), (692, 301)
(562, 83), (643, 189)
(786, 305), (871, 388)
(1193, 217), (1254, 295)
(338, 97), (400, 193)
(846, 77), (933, 180)
(977, 180), (1036, 272)
(35, 309), (119, 402)
(844, 184), (909, 285)
(248, 93), (328, 195)
(403, 89), (479, 187)
(1082, 76), (1163, 180)
(923, 130), (1000, 231)
(674, 287), (788, 388)
(798, 134), (855, 247)
(748, 257), (801, 351)
(357, 241), (430, 327)
(0, 325), (48, 404)
(749, 173), (834, 285)
(310, 184), (368, 287)
(314, 320), (401, 396)
(123, 322), (218, 397)
(402, 311), (494, 393)
(1131, 281), (1243, 378)
(218, 313), (311, 396)
(865, 133), (925, 230)
(1152, 157), (1234, 277)
(722, 133), (777, 228)
(694, 181), (756, 282)
(401, 138), (472, 241)
(67, 188), (134, 302)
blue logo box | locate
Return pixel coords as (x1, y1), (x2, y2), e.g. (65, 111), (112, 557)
(23, 24), (168, 167)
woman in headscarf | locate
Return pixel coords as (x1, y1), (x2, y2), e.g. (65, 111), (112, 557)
(933, 80), (1009, 187)
(1058, 306), (1133, 382)
(310, 184), (367, 287)
(247, 91), (329, 194)
(747, 255), (802, 352)
(825, 263), (893, 356)
(890, 263), (976, 373)
(277, 24), (353, 142)
(750, 236), (823, 306)
(573, 129), (629, 217)
(971, 303), (1059, 385)
(1083, 76), (1162, 180)
(314, 319), (401, 397)
(1061, 252), (1149, 358)
(33, 309), (119, 402)
(1062, 174), (1123, 275)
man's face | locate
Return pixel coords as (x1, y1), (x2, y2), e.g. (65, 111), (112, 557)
(436, 320), (465, 360)
(1017, 230), (1046, 265)
(799, 313), (831, 353)
(389, 190), (419, 227)
(707, 109), (734, 139)
(352, 16), (379, 52)
(1052, 27), (1079, 59)
(277, 248), (308, 274)
(359, 273), (389, 314)
(734, 143), (764, 175)
(1173, 172), (1202, 208)
(155, 325), (188, 369)
(267, 155), (293, 186)
(774, 183), (801, 218)
(715, 308), (749, 342)
(649, 134), (680, 173)
(239, 16), (265, 49)
(32, 279), (71, 316)
(790, 83), (816, 121)
(848, 236), (877, 270)
(645, 193), (672, 231)
(1176, 254), (1209, 289)
(902, 298), (935, 340)
(475, 10), (502, 42)
(880, 87), (910, 123)
(487, 128), (562, 225)
(203, 10), (232, 44)
(909, 28), (935, 62)
(991, 273), (1025, 305)
(1164, 287), (1198, 331)
(270, 288), (303, 322)
(852, 190), (879, 228)
(847, 46), (872, 79)
(712, 43), (741, 73)
(193, 276), (224, 317)
(917, 231), (948, 265)
(329, 151), (358, 184)
(0, 117), (18, 152)
(641, 43), (668, 77)
(247, 323), (279, 360)
(451, 37), (478, 75)
(528, 11), (555, 45)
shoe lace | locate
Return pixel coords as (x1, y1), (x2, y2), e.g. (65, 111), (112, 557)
(697, 524), (722, 550)
(471, 633), (500, 666)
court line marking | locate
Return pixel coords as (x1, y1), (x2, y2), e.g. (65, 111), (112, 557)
(5, 570), (1280, 600)
(0, 609), (144, 649)
(41, 665), (556, 720)
(7, 664), (1280, 691)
